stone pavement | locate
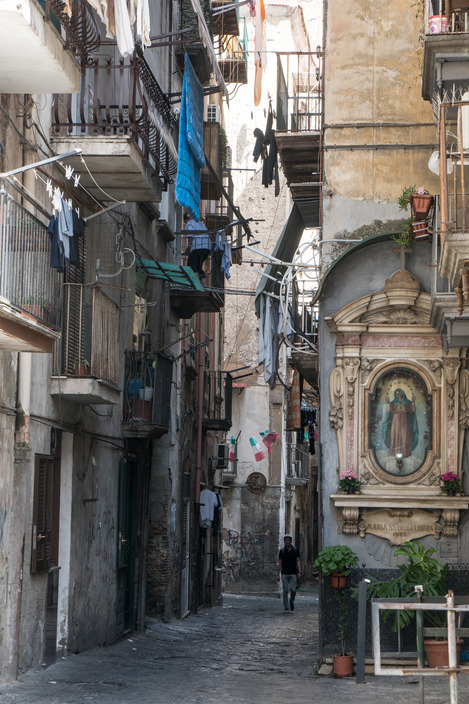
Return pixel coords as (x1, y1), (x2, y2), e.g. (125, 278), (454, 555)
(1, 589), (469, 704)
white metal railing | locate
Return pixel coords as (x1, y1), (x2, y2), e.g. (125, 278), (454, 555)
(0, 183), (61, 327)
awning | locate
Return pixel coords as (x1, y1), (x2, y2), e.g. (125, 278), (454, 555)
(254, 203), (307, 315)
(136, 258), (205, 291)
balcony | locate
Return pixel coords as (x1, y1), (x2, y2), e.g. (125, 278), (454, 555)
(0, 184), (61, 353)
(0, 0), (100, 93)
(51, 46), (177, 202)
(176, 0), (213, 85)
(216, 21), (248, 85)
(122, 350), (172, 438)
(422, 1), (469, 102)
(286, 438), (310, 487)
(212, 0), (239, 37)
(275, 52), (322, 224)
(169, 232), (229, 317)
(203, 371), (232, 431)
(50, 284), (120, 405)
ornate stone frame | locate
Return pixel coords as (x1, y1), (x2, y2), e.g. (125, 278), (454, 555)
(325, 270), (469, 543)
(361, 360), (440, 486)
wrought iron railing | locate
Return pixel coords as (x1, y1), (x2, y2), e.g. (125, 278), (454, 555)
(44, 0), (101, 60)
(60, 284), (119, 384)
(52, 51), (178, 187)
(123, 350), (172, 428)
(203, 370), (232, 430)
(276, 52), (322, 133)
(0, 183), (61, 328)
(180, 232), (229, 295)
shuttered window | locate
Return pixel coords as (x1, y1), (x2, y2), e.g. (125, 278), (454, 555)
(31, 455), (61, 574)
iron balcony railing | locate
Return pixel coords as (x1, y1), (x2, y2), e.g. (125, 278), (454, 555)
(52, 47), (178, 188)
(123, 350), (173, 429)
(180, 232), (231, 295)
(42, 0), (101, 60)
(286, 440), (310, 481)
(203, 370), (232, 430)
(276, 51), (322, 133)
(58, 283), (119, 385)
(0, 183), (61, 328)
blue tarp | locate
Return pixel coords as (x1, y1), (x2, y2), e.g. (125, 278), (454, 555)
(175, 54), (205, 220)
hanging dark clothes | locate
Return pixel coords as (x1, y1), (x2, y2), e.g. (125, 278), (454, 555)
(253, 128), (266, 162)
(70, 210), (85, 268)
(47, 215), (64, 273)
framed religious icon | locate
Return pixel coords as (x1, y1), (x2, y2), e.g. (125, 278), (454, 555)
(368, 367), (432, 478)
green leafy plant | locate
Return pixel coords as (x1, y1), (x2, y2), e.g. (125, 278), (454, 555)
(393, 216), (414, 247)
(314, 545), (359, 576)
(363, 541), (448, 631)
(398, 185), (417, 211)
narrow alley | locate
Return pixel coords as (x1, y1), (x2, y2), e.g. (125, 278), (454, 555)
(1, 590), (468, 704)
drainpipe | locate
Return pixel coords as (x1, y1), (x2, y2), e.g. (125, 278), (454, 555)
(16, 352), (32, 444)
(195, 313), (205, 505)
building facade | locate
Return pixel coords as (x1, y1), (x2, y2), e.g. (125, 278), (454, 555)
(0, 0), (241, 678)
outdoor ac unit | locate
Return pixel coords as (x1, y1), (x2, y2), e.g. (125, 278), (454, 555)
(215, 443), (229, 469)
(207, 104), (220, 123)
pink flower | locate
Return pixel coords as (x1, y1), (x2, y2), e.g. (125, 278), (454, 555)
(417, 187), (429, 195)
(339, 469), (358, 480)
(440, 472), (458, 482)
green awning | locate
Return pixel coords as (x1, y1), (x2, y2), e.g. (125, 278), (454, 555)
(136, 258), (205, 291)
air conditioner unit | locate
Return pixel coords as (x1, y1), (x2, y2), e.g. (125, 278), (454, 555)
(207, 104), (220, 123)
(215, 443), (229, 469)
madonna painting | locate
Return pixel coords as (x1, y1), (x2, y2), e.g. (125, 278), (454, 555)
(369, 368), (432, 477)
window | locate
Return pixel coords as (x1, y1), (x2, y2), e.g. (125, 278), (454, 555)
(31, 455), (61, 574)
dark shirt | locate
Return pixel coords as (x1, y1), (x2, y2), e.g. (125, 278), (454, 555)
(279, 546), (300, 575)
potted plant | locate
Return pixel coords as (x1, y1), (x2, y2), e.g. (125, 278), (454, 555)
(73, 359), (90, 376)
(338, 469), (361, 494)
(314, 544), (359, 588)
(439, 471), (461, 496)
(397, 186), (433, 243)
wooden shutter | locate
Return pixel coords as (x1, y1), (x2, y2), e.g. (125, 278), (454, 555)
(31, 455), (61, 574)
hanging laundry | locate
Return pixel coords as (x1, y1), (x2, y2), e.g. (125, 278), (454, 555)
(129, 0), (151, 48)
(252, 128), (266, 163)
(58, 197), (74, 261)
(254, 0), (265, 106)
(199, 488), (221, 528)
(114, 0), (134, 57)
(186, 218), (210, 282)
(70, 210), (86, 268)
(175, 55), (205, 220)
(47, 215), (64, 273)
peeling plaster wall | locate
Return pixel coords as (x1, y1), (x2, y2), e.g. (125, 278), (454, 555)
(323, 0), (440, 248)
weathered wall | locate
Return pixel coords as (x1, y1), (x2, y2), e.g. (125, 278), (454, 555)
(323, 0), (440, 251)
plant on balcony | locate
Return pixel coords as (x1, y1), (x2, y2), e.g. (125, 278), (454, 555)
(73, 358), (90, 376)
(440, 471), (461, 495)
(393, 216), (414, 247)
(398, 184), (418, 211)
(338, 469), (361, 494)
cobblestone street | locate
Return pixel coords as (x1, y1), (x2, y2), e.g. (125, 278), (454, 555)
(1, 590), (469, 704)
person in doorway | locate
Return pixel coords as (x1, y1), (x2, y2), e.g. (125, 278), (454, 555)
(276, 534), (301, 612)
(185, 216), (211, 282)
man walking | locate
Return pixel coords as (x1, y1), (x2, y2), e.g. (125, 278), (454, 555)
(276, 534), (302, 612)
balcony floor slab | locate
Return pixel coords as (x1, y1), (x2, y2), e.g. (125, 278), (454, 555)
(51, 376), (120, 405)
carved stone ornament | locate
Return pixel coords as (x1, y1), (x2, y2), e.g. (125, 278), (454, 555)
(459, 369), (469, 429)
(358, 508), (442, 545)
(443, 358), (460, 421)
(329, 367), (344, 430)
(246, 472), (267, 493)
(360, 306), (429, 325)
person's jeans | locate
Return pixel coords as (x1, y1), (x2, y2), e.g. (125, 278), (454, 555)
(281, 573), (297, 610)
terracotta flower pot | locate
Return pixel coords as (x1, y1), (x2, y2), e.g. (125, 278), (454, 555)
(330, 572), (347, 589)
(424, 638), (463, 668)
(333, 653), (354, 677)
(411, 193), (433, 218)
(411, 220), (429, 241)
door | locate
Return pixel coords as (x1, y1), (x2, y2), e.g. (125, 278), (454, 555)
(118, 457), (138, 632)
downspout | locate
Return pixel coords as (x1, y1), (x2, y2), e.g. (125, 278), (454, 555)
(16, 352), (32, 444)
(195, 313), (205, 505)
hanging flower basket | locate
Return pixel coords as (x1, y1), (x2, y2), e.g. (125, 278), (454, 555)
(411, 193), (433, 218)
(411, 220), (430, 241)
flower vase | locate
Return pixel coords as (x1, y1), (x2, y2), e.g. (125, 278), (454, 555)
(347, 487), (354, 494)
(330, 573), (347, 589)
(411, 194), (433, 218)
(447, 489), (455, 497)
(333, 653), (354, 677)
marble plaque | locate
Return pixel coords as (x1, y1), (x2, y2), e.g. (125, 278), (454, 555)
(360, 508), (441, 545)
